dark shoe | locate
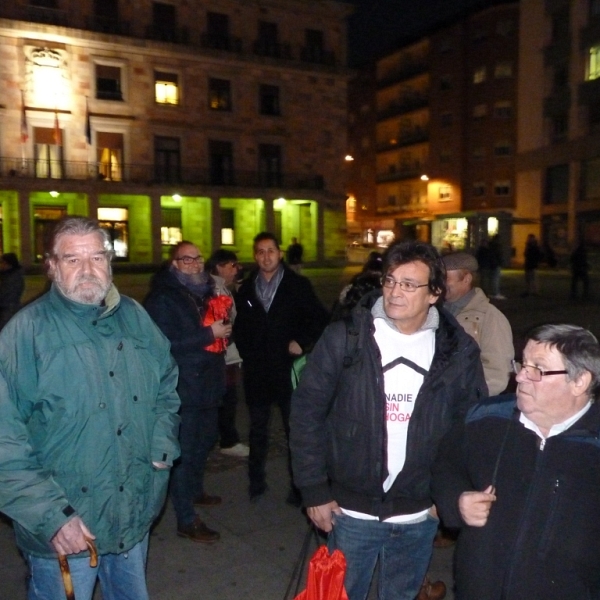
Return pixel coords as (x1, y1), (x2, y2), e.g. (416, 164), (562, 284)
(249, 482), (268, 503)
(285, 488), (302, 508)
(193, 493), (222, 506)
(177, 517), (220, 543)
(417, 576), (446, 600)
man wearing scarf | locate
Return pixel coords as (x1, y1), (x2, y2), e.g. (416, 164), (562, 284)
(145, 241), (232, 543)
(234, 232), (329, 503)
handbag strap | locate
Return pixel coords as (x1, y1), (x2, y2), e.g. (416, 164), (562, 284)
(283, 523), (321, 600)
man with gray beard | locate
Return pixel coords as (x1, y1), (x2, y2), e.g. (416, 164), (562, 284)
(0, 216), (180, 600)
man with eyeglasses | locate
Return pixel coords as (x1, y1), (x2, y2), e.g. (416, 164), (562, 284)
(432, 323), (600, 599)
(290, 241), (487, 600)
(0, 217), (180, 599)
(145, 241), (232, 543)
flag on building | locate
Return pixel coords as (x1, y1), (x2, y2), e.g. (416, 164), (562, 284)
(85, 97), (91, 145)
(53, 108), (61, 146)
(20, 90), (28, 144)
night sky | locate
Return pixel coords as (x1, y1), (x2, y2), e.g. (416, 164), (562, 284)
(347, 0), (495, 66)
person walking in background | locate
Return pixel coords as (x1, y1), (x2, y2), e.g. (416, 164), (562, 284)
(234, 232), (329, 504)
(569, 241), (590, 300)
(290, 241), (487, 600)
(0, 252), (24, 328)
(145, 241), (232, 543)
(487, 235), (505, 299)
(286, 237), (304, 272)
(0, 216), (180, 599)
(206, 249), (249, 458)
(522, 234), (543, 297)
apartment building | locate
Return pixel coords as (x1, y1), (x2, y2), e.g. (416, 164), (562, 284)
(0, 0), (351, 267)
(517, 0), (600, 264)
(349, 1), (520, 260)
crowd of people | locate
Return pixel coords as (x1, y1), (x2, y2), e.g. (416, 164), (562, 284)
(0, 219), (599, 600)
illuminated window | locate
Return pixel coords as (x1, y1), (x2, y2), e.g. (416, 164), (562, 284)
(221, 208), (235, 245)
(209, 78), (231, 111)
(155, 71), (179, 105)
(33, 127), (63, 179)
(473, 66), (486, 84)
(439, 185), (451, 201)
(96, 64), (123, 101)
(494, 62), (513, 78)
(494, 180), (511, 196)
(96, 132), (123, 181)
(589, 46), (600, 81)
(161, 208), (182, 247)
(34, 206), (66, 262)
(98, 207), (129, 260)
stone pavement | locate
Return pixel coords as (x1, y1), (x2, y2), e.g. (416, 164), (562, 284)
(2, 265), (600, 599)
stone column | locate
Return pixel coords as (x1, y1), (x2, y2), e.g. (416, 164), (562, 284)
(567, 160), (581, 245)
(210, 196), (221, 253)
(87, 191), (99, 220)
(317, 200), (325, 262)
(265, 197), (275, 233)
(17, 190), (32, 267)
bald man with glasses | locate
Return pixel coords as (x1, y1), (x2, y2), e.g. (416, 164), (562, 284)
(432, 324), (600, 599)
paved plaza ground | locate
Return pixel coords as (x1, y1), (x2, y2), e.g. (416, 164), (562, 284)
(1, 265), (599, 599)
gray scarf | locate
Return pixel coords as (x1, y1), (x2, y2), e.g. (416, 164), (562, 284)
(255, 265), (284, 312)
(444, 288), (476, 317)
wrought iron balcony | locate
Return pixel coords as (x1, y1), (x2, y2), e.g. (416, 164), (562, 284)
(0, 158), (325, 190)
(252, 40), (292, 60)
(200, 33), (242, 53)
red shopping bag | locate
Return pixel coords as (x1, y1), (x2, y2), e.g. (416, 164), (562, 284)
(294, 545), (349, 600)
(202, 294), (233, 353)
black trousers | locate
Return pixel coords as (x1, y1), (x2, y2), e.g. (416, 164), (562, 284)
(243, 369), (293, 493)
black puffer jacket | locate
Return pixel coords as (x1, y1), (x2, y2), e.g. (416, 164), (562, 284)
(290, 292), (487, 520)
(145, 268), (225, 409)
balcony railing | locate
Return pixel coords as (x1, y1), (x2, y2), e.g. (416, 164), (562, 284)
(377, 95), (429, 120)
(145, 25), (189, 44)
(0, 158), (325, 190)
(200, 33), (242, 53)
(300, 47), (336, 66)
(252, 40), (292, 60)
(85, 16), (130, 35)
(26, 5), (68, 26)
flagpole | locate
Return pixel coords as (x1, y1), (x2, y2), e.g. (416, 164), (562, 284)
(20, 90), (28, 173)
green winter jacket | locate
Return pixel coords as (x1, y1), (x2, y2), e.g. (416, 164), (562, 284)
(0, 284), (181, 558)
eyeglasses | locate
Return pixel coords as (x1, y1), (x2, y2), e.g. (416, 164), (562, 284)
(511, 360), (568, 382)
(381, 276), (428, 293)
(175, 255), (204, 265)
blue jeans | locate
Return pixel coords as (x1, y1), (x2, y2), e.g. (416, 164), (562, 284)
(171, 405), (219, 526)
(27, 534), (149, 600)
(328, 512), (438, 600)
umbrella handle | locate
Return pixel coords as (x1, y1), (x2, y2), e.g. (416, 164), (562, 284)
(58, 537), (98, 600)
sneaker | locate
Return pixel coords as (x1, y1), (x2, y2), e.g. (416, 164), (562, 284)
(193, 493), (222, 506)
(220, 443), (250, 457)
(177, 517), (220, 543)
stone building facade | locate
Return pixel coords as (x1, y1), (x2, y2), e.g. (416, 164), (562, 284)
(0, 0), (351, 266)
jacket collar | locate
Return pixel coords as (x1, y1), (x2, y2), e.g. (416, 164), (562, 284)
(49, 282), (120, 320)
